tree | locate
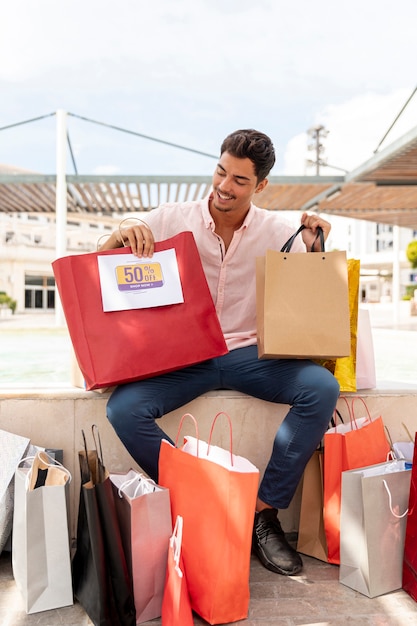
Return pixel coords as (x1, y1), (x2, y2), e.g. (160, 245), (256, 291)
(406, 240), (417, 269)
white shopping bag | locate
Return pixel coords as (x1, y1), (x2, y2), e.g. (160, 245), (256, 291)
(339, 460), (411, 597)
(12, 451), (73, 613)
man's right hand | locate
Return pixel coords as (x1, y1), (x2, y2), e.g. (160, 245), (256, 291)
(100, 223), (155, 258)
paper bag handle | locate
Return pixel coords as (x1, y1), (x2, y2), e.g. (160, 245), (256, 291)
(350, 396), (374, 430)
(383, 479), (408, 518)
(171, 515), (184, 576)
(280, 224), (324, 253)
(118, 216), (150, 247)
(331, 396), (352, 431)
(175, 413), (199, 452)
(207, 411), (234, 466)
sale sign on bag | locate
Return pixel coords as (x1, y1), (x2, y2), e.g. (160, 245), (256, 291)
(97, 248), (184, 312)
(52, 231), (228, 390)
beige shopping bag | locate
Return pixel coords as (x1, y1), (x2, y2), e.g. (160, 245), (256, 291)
(256, 226), (350, 359)
(339, 460), (411, 598)
(110, 469), (172, 624)
(296, 450), (328, 562)
(12, 451), (73, 613)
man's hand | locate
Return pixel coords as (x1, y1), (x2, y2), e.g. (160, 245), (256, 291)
(99, 222), (155, 257)
(300, 212), (331, 251)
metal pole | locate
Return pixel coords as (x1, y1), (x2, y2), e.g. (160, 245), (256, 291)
(55, 109), (67, 327)
(392, 225), (400, 326)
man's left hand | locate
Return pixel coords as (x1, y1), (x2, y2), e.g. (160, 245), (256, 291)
(300, 213), (331, 251)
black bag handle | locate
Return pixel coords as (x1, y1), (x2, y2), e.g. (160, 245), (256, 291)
(280, 224), (325, 253)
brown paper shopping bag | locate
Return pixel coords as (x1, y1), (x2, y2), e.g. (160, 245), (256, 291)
(256, 225), (350, 359)
(296, 449), (328, 562)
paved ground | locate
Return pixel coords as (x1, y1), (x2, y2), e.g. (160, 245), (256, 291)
(3, 539), (417, 625)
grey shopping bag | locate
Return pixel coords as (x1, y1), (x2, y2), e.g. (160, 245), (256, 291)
(12, 451), (73, 613)
(110, 469), (172, 624)
(339, 460), (411, 598)
(0, 429), (30, 554)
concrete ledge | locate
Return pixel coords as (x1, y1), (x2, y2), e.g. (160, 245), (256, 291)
(2, 387), (417, 538)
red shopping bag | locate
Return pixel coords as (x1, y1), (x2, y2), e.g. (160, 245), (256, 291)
(162, 515), (194, 626)
(158, 413), (259, 625)
(403, 434), (417, 601)
(323, 397), (391, 564)
(52, 232), (228, 390)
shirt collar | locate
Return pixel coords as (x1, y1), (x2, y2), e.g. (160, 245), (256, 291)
(202, 193), (256, 231)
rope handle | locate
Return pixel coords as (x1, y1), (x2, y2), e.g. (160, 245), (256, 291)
(207, 411), (234, 467)
(118, 217), (150, 248)
(171, 515), (184, 577)
(20, 451), (72, 491)
(350, 396), (373, 430)
(91, 424), (106, 482)
(175, 412), (234, 466)
(280, 224), (324, 253)
(330, 395), (352, 431)
(175, 413), (199, 454)
(382, 479), (408, 519)
(95, 217), (150, 251)
(117, 473), (157, 498)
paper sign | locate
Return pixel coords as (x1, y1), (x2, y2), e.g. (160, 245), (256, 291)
(97, 248), (184, 312)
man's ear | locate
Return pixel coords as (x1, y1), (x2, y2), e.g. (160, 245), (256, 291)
(255, 179), (268, 194)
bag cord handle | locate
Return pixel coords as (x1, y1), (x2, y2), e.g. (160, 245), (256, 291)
(175, 413), (199, 455)
(382, 479), (408, 519)
(171, 515), (184, 576)
(280, 224), (324, 253)
(207, 411), (234, 467)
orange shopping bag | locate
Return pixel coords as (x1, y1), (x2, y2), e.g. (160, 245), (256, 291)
(323, 397), (391, 564)
(158, 413), (259, 625)
(162, 515), (194, 626)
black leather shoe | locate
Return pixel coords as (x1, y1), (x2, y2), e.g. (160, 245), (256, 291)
(253, 508), (303, 575)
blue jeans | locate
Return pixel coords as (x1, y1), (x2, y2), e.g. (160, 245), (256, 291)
(106, 345), (339, 509)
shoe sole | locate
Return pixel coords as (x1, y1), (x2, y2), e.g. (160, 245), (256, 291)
(254, 545), (303, 576)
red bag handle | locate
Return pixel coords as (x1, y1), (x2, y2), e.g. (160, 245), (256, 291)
(175, 413), (199, 451)
(174, 412), (234, 467)
(332, 395), (352, 431)
(350, 396), (373, 428)
(207, 411), (234, 467)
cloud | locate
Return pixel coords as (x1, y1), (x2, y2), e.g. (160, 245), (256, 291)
(283, 88), (417, 175)
(1, 1), (417, 175)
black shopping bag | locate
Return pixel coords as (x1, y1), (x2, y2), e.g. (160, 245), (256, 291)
(72, 426), (136, 626)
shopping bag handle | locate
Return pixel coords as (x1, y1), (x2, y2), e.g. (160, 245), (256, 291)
(20, 451), (72, 491)
(383, 479), (408, 519)
(280, 224), (324, 253)
(350, 396), (373, 429)
(208, 411), (234, 467)
(175, 413), (199, 452)
(171, 515), (184, 576)
(175, 412), (234, 467)
(119, 217), (150, 247)
(330, 396), (352, 431)
(91, 424), (106, 482)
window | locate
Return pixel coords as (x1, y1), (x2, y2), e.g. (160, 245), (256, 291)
(24, 274), (55, 310)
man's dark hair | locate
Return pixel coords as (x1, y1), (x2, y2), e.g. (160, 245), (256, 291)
(220, 129), (276, 182)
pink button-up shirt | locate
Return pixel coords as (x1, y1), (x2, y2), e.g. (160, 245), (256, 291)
(143, 195), (305, 351)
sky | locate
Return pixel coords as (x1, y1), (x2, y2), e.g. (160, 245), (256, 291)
(1, 0), (417, 178)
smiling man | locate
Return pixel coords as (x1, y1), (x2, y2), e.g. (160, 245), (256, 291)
(100, 129), (340, 576)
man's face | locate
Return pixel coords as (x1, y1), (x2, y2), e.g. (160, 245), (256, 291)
(211, 152), (267, 217)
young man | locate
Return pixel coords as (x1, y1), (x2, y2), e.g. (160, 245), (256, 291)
(100, 129), (340, 576)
